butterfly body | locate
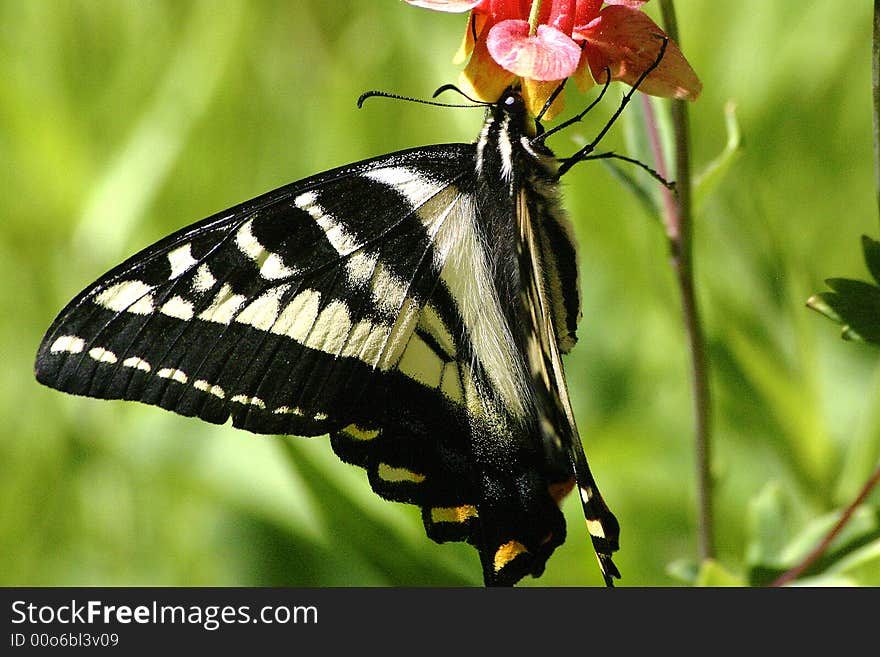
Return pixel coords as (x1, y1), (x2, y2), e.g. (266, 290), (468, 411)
(35, 88), (619, 586)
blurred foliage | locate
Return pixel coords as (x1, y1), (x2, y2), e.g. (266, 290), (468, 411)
(809, 235), (880, 344)
(2, 0), (879, 587)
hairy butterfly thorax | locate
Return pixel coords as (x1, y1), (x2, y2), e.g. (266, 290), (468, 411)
(33, 64), (675, 585)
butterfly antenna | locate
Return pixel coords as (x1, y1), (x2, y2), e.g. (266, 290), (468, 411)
(557, 35), (670, 178)
(357, 89), (483, 110)
(431, 83), (492, 106)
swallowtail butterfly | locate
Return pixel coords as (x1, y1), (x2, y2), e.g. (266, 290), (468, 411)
(35, 47), (669, 585)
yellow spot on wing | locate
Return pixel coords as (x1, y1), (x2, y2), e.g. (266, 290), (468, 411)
(586, 518), (606, 539)
(440, 362), (464, 403)
(398, 334), (443, 389)
(377, 463), (425, 484)
(430, 505), (478, 524)
(419, 303), (456, 358)
(340, 424), (380, 441)
(493, 540), (529, 572)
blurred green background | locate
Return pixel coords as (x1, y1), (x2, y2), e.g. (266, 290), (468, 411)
(2, 1), (879, 587)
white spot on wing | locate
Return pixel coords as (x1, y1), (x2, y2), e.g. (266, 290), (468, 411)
(272, 405), (304, 415)
(270, 289), (321, 341)
(167, 244), (198, 279)
(88, 347), (117, 364)
(236, 285), (288, 331)
(304, 300), (352, 354)
(235, 219), (296, 280)
(160, 295), (195, 320)
(50, 335), (85, 354)
(260, 253), (296, 280)
(198, 283), (246, 324)
(235, 219), (263, 261)
(370, 262), (410, 314)
(340, 319), (390, 367)
(192, 263), (216, 293)
(194, 379), (225, 398)
(363, 167), (438, 208)
(295, 192), (360, 255)
(345, 251), (378, 286)
(498, 114), (513, 181)
(95, 280), (155, 314)
(379, 297), (420, 370)
(157, 368), (188, 383)
(122, 356), (151, 372)
(231, 394), (265, 409)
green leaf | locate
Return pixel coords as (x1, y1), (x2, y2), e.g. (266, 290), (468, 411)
(862, 235), (880, 286)
(694, 560), (746, 587)
(665, 557), (700, 585)
(745, 480), (880, 584)
(808, 235), (880, 344)
(826, 537), (880, 585)
(745, 483), (795, 573)
(776, 506), (879, 567)
(693, 101), (743, 213)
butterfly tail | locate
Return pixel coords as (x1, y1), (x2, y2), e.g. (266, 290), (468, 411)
(572, 456), (621, 586)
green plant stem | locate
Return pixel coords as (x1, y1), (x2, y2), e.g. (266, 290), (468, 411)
(528, 0), (543, 36)
(657, 0), (715, 563)
(874, 0), (880, 223)
(771, 464), (880, 586)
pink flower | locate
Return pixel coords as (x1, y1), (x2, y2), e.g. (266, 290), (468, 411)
(405, 0), (701, 117)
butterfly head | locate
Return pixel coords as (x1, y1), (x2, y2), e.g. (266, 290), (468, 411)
(491, 87), (537, 139)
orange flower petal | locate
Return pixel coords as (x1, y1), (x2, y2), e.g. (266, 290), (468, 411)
(576, 6), (701, 100)
(460, 33), (516, 102)
(453, 12), (487, 65)
(572, 49), (597, 93)
(522, 78), (566, 120)
(487, 20), (581, 81)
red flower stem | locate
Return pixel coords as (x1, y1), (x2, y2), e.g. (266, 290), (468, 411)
(656, 0), (716, 563)
(771, 464), (880, 586)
